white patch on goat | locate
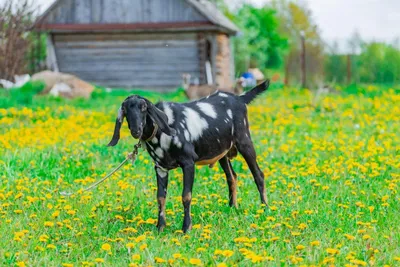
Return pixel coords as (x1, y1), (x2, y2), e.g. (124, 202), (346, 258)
(216, 128), (219, 132)
(231, 125), (234, 135)
(217, 139), (220, 143)
(152, 137), (158, 144)
(225, 119), (229, 123)
(156, 168), (167, 178)
(140, 140), (147, 150)
(160, 133), (172, 150)
(219, 93), (229, 97)
(117, 107), (124, 123)
(155, 148), (164, 158)
(180, 122), (185, 128)
(163, 103), (174, 125)
(244, 118), (247, 127)
(245, 133), (249, 138)
(184, 130), (190, 141)
(227, 109), (233, 119)
(183, 107), (208, 141)
(197, 103), (217, 119)
(173, 136), (182, 148)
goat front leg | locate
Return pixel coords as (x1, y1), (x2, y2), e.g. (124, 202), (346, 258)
(155, 166), (169, 232)
(181, 163), (195, 233)
(219, 156), (238, 207)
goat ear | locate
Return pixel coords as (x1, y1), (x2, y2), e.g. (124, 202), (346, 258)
(146, 101), (176, 136)
(107, 107), (124, 147)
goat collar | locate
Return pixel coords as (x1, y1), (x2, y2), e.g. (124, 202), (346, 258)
(142, 123), (158, 142)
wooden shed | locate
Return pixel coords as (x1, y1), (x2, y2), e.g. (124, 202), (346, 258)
(34, 0), (239, 90)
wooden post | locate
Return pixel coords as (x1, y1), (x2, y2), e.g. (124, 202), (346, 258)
(36, 32), (41, 72)
(300, 31), (306, 89)
(31, 33), (36, 74)
(347, 54), (352, 84)
(284, 55), (290, 86)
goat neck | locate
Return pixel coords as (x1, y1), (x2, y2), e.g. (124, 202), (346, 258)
(141, 115), (159, 142)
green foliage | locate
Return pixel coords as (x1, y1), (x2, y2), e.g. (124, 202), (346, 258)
(232, 4), (288, 74)
(324, 54), (348, 84)
(358, 42), (400, 84)
(27, 33), (47, 73)
(0, 81), (45, 107)
(325, 42), (400, 85)
(0, 83), (188, 109)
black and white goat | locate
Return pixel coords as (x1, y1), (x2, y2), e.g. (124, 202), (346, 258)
(108, 80), (270, 233)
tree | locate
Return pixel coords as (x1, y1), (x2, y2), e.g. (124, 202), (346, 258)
(0, 0), (38, 81)
(358, 42), (400, 84)
(231, 4), (288, 74)
(273, 0), (325, 87)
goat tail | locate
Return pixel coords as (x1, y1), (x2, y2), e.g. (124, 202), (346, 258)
(239, 80), (270, 105)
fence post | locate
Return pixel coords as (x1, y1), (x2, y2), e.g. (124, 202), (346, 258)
(300, 31), (306, 89)
(347, 54), (352, 84)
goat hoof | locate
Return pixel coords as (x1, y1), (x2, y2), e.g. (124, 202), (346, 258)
(229, 202), (238, 208)
(182, 220), (192, 234)
(157, 218), (166, 233)
(157, 225), (165, 233)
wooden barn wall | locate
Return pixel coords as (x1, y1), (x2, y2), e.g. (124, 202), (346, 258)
(45, 0), (208, 24)
(53, 33), (200, 90)
(215, 33), (233, 89)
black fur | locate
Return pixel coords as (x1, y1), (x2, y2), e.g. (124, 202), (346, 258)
(240, 80), (270, 105)
(108, 80), (271, 233)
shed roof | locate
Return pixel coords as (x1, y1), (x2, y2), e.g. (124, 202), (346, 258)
(35, 0), (239, 35)
(186, 0), (239, 34)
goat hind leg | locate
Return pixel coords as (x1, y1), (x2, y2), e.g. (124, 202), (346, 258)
(236, 138), (268, 206)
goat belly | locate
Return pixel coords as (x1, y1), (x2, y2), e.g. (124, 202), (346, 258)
(196, 150), (229, 166)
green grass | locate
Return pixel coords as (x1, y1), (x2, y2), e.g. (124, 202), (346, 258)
(0, 84), (399, 266)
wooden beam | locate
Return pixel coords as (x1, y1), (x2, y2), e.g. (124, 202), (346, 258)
(46, 35), (59, 72)
(36, 22), (215, 31)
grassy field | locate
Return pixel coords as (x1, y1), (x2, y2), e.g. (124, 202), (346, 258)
(0, 84), (399, 266)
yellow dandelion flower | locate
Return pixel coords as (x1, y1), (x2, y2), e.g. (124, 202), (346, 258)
(196, 247), (206, 252)
(362, 235), (372, 240)
(310, 241), (320, 246)
(44, 221), (54, 227)
(46, 244), (56, 249)
(189, 258), (202, 265)
(326, 248), (340, 255)
(126, 243), (135, 249)
(132, 254), (141, 261)
(296, 244), (306, 250)
(345, 234), (356, 240)
(155, 257), (166, 263)
(101, 243), (111, 251)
